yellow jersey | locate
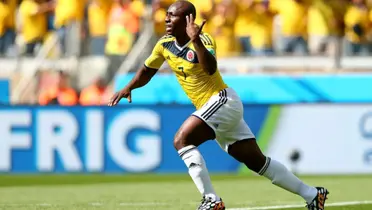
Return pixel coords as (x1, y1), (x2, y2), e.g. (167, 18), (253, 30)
(235, 3), (255, 37)
(54, 0), (78, 28)
(250, 10), (275, 48)
(88, 1), (112, 37)
(5, 0), (17, 29)
(19, 0), (47, 43)
(144, 33), (228, 110)
(274, 0), (308, 36)
(344, 5), (370, 43)
(0, 2), (9, 36)
(308, 0), (347, 36)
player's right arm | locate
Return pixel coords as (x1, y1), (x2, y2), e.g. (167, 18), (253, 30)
(108, 39), (166, 106)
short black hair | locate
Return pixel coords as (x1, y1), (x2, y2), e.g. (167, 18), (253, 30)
(178, 0), (196, 19)
(185, 1), (196, 18)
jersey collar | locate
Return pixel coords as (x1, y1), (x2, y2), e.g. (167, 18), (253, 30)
(174, 40), (191, 51)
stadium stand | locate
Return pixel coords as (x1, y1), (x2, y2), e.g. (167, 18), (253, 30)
(0, 0), (372, 105)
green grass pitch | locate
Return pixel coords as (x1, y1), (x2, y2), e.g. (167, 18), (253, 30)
(0, 174), (371, 210)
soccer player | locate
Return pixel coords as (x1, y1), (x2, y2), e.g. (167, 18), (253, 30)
(108, 1), (329, 209)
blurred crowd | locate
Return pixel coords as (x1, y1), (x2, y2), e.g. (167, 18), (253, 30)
(3, 0), (372, 105)
(1, 0), (372, 58)
(37, 70), (110, 106)
(0, 0), (145, 57)
(153, 0), (372, 57)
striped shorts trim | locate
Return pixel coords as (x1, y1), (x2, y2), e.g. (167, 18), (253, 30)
(200, 89), (228, 120)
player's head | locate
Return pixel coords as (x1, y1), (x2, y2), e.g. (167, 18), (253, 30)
(165, 0), (196, 36)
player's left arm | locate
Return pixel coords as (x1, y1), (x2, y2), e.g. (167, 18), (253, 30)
(186, 15), (217, 75)
(108, 39), (165, 106)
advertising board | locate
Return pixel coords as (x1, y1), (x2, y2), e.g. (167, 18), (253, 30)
(266, 105), (372, 174)
(0, 105), (268, 173)
(2, 105), (371, 174)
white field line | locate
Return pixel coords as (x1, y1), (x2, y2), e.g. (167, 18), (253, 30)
(119, 202), (169, 206)
(229, 200), (372, 210)
(1, 200), (371, 209)
(0, 202), (170, 207)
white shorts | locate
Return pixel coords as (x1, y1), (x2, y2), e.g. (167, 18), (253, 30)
(193, 88), (255, 151)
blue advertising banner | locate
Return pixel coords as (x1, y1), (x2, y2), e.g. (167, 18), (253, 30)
(0, 105), (269, 173)
(0, 79), (9, 104)
(115, 74), (372, 104)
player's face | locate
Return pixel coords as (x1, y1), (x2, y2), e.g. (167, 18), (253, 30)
(165, 4), (186, 36)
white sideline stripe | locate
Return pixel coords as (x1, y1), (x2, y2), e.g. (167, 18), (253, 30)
(1, 200), (372, 208)
(1, 202), (170, 206)
(229, 200), (372, 210)
(119, 202), (169, 206)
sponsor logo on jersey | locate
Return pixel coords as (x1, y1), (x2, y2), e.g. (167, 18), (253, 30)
(187, 50), (195, 62)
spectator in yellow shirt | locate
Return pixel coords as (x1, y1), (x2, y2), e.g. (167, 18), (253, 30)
(344, 0), (371, 55)
(208, 0), (239, 58)
(307, 0), (348, 55)
(235, 0), (255, 55)
(273, 0), (309, 55)
(105, 0), (142, 56)
(19, 0), (53, 56)
(54, 0), (86, 56)
(250, 0), (276, 56)
(2, 0), (17, 56)
(0, 0), (9, 56)
(130, 0), (145, 40)
(105, 0), (142, 81)
(86, 0), (112, 55)
(188, 0), (214, 28)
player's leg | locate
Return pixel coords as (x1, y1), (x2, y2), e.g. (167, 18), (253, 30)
(227, 138), (328, 209)
(174, 115), (225, 209)
(210, 87), (328, 209)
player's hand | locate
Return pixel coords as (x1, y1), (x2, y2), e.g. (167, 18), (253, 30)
(108, 88), (132, 106)
(186, 14), (206, 41)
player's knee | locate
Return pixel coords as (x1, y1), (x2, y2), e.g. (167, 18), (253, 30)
(228, 139), (266, 173)
(230, 149), (266, 173)
(173, 130), (188, 150)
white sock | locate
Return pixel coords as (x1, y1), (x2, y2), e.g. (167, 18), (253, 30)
(178, 145), (219, 201)
(259, 157), (317, 204)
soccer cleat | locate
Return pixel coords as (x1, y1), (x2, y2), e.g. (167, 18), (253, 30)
(306, 187), (329, 210)
(197, 196), (225, 210)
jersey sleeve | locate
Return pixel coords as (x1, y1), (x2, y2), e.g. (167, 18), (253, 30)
(144, 40), (165, 69)
(199, 33), (217, 57)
